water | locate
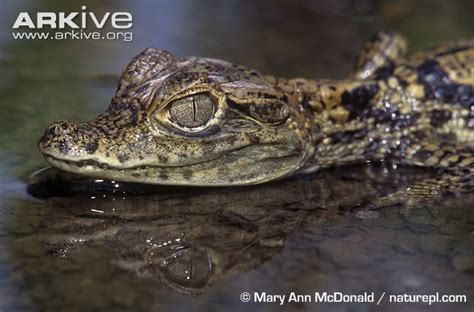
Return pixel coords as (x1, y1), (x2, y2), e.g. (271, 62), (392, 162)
(0, 0), (473, 311)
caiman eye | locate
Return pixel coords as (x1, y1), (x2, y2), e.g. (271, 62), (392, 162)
(169, 94), (214, 128)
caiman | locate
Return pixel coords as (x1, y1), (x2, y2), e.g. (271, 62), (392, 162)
(38, 31), (474, 207)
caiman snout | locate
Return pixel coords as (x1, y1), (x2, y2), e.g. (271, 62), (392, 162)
(38, 120), (99, 157)
(38, 120), (77, 149)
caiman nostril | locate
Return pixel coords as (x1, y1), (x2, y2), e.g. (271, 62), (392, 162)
(50, 120), (77, 136)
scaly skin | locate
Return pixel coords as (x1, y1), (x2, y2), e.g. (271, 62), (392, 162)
(38, 32), (473, 204)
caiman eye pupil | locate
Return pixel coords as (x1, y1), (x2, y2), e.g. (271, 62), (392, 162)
(169, 94), (214, 128)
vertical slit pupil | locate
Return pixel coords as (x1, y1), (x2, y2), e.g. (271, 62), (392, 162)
(168, 93), (214, 128)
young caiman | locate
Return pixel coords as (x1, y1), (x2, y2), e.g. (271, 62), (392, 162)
(38, 31), (474, 207)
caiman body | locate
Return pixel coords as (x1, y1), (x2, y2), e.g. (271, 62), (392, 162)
(38, 32), (473, 201)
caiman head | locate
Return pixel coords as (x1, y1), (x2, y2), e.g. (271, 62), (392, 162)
(38, 48), (313, 185)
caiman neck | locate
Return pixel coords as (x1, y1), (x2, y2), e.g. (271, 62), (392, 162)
(273, 76), (383, 172)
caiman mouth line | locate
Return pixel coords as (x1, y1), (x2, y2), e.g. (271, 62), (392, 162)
(43, 155), (154, 171)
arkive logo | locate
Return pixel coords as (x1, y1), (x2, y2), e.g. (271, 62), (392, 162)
(12, 6), (133, 29)
(11, 6), (134, 42)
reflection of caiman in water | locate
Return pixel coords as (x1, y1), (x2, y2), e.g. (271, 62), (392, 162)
(28, 164), (436, 295)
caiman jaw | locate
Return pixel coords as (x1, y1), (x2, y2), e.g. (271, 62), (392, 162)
(41, 144), (305, 186)
(39, 116), (308, 186)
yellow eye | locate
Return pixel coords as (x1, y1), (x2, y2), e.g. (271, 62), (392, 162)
(169, 94), (214, 128)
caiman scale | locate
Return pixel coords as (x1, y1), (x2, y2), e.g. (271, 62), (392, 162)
(38, 32), (474, 205)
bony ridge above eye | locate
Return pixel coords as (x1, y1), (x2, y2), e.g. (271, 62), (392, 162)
(169, 93), (214, 128)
